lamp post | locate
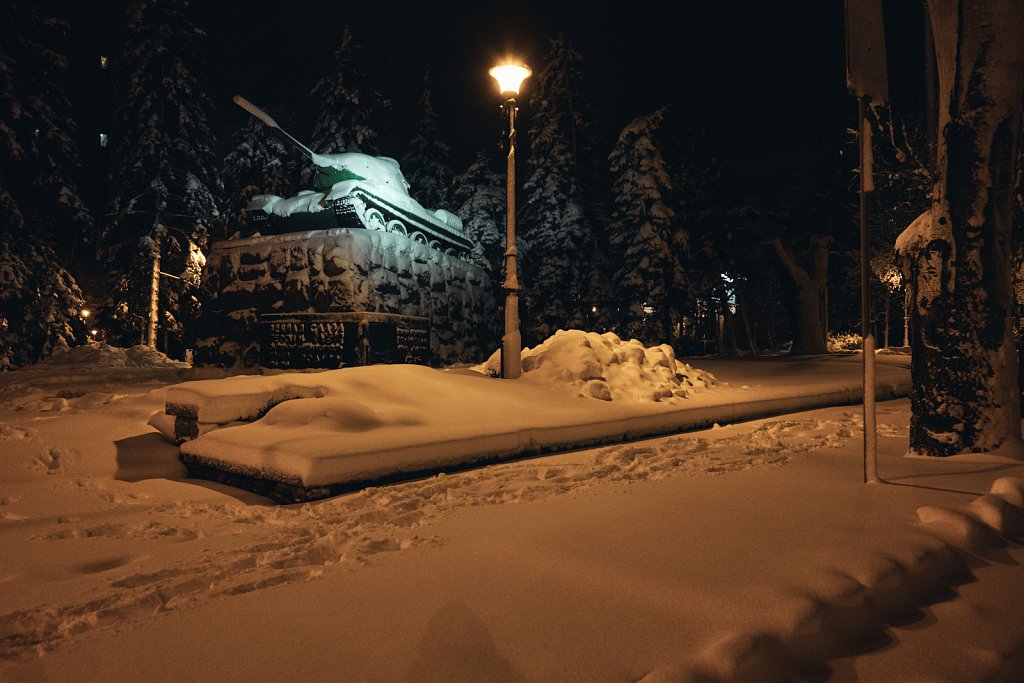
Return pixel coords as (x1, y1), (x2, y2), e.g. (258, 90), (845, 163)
(488, 62), (531, 379)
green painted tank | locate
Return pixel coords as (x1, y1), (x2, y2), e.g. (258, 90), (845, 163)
(235, 95), (472, 258)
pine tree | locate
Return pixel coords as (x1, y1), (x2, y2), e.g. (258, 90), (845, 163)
(401, 73), (452, 209)
(608, 108), (686, 344)
(105, 0), (223, 353)
(222, 117), (295, 237)
(309, 27), (389, 161)
(0, 1), (94, 264)
(452, 151), (505, 280)
(0, 235), (86, 370)
(0, 2), (90, 368)
(521, 36), (601, 342)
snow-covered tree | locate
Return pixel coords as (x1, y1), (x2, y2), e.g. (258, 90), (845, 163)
(222, 117), (295, 237)
(897, 0), (1024, 457)
(0, 235), (85, 370)
(0, 1), (94, 265)
(309, 27), (389, 161)
(521, 36), (602, 342)
(853, 107), (932, 351)
(608, 108), (686, 344)
(451, 151), (505, 280)
(401, 73), (452, 209)
(0, 2), (92, 368)
(870, 251), (904, 348)
(105, 0), (223, 352)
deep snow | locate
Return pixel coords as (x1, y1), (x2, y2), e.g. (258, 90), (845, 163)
(161, 330), (910, 492)
(2, 342), (1024, 682)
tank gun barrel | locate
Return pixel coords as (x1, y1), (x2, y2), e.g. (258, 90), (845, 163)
(233, 95), (317, 161)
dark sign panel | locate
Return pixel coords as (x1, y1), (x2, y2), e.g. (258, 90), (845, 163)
(260, 312), (429, 369)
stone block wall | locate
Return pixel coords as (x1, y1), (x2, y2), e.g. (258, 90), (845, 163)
(194, 228), (499, 367)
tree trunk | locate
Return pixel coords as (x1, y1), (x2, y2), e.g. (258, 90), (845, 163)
(900, 0), (1024, 457)
(737, 282), (760, 356)
(883, 288), (891, 349)
(768, 236), (830, 354)
(923, 0), (938, 170)
(722, 293), (739, 357)
(903, 287), (910, 347)
(147, 233), (161, 349)
(712, 300), (725, 358)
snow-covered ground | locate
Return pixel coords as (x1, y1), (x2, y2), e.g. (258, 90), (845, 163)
(2, 341), (1024, 681)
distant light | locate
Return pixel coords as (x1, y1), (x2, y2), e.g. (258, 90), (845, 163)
(90, 329), (98, 337)
(99, 55), (108, 69)
(488, 63), (531, 97)
(99, 133), (108, 147)
(591, 305), (597, 313)
(81, 309), (90, 318)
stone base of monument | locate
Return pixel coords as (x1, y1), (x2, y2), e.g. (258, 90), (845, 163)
(178, 449), (515, 504)
(194, 228), (498, 370)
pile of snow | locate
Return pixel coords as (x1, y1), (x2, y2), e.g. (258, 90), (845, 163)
(43, 343), (187, 369)
(894, 209), (933, 258)
(475, 330), (715, 402)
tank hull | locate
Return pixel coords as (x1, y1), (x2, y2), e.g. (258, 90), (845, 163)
(248, 185), (472, 258)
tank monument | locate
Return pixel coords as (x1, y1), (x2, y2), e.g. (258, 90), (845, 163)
(193, 97), (498, 370)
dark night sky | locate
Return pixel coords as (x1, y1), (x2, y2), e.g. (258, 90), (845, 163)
(73, 1), (927, 174)
(192, 0), (867, 168)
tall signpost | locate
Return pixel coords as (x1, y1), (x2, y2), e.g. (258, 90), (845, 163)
(488, 63), (531, 379)
(845, 0), (888, 483)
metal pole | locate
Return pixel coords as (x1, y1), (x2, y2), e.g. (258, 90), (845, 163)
(501, 99), (522, 379)
(860, 96), (879, 483)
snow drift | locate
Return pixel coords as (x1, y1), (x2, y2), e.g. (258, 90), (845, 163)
(475, 329), (715, 402)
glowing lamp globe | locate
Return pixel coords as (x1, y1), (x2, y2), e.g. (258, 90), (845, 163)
(489, 63), (531, 97)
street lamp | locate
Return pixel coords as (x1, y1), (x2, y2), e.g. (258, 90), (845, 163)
(488, 61), (530, 379)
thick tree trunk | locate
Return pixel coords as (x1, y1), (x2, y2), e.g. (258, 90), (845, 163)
(923, 0), (938, 169)
(899, 0), (1024, 457)
(769, 236), (830, 354)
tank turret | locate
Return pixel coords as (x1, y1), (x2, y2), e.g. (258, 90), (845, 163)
(234, 96), (471, 258)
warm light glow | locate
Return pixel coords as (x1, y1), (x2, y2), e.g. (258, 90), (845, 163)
(81, 309), (90, 318)
(90, 329), (98, 337)
(489, 63), (531, 97)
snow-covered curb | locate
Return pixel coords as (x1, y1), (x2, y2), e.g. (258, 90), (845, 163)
(656, 476), (1024, 681)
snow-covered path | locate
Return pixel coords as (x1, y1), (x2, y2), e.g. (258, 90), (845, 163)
(2, 349), (1024, 681)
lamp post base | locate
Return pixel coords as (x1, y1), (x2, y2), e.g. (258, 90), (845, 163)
(501, 291), (522, 379)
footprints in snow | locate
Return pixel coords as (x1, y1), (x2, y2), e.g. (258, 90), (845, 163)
(0, 424), (31, 440)
(0, 412), (887, 661)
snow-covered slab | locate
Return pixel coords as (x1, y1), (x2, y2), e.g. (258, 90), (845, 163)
(165, 374), (329, 423)
(174, 333), (911, 495)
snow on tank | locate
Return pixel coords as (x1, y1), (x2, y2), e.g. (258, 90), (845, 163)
(235, 95), (471, 258)
(309, 152), (410, 193)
